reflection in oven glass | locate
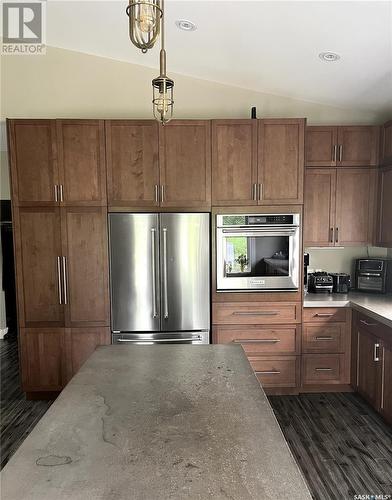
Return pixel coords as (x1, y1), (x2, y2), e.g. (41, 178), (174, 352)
(224, 236), (289, 278)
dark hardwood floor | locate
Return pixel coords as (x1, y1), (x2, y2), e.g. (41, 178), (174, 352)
(269, 392), (392, 500)
(0, 338), (53, 469)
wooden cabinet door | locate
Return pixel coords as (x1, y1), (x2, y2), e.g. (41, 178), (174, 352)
(57, 120), (106, 205)
(304, 169), (336, 246)
(305, 126), (337, 167)
(337, 126), (379, 167)
(159, 120), (211, 208)
(335, 168), (375, 246)
(61, 207), (110, 328)
(8, 119), (58, 205)
(356, 327), (381, 410)
(258, 119), (305, 204)
(19, 328), (65, 392)
(380, 121), (392, 166)
(14, 207), (64, 327)
(106, 120), (159, 207)
(381, 339), (392, 424)
(211, 120), (258, 206)
(64, 327), (110, 381)
(377, 166), (392, 247)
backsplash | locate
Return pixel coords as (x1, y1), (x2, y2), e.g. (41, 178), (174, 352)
(305, 246), (389, 278)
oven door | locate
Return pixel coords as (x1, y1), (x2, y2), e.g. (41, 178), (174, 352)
(216, 226), (300, 291)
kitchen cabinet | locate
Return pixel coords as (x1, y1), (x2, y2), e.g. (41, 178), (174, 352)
(380, 120), (392, 166)
(212, 120), (258, 206)
(380, 338), (392, 424)
(7, 119), (58, 205)
(106, 120), (159, 207)
(159, 120), (211, 208)
(56, 120), (107, 206)
(258, 119), (305, 204)
(305, 126), (380, 167)
(376, 166), (392, 247)
(304, 168), (376, 246)
(212, 119), (305, 206)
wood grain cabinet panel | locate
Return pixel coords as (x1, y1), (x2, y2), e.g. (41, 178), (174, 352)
(15, 207), (64, 327)
(356, 326), (381, 410)
(381, 339), (392, 424)
(380, 120), (392, 166)
(305, 127), (337, 167)
(304, 169), (336, 246)
(61, 207), (110, 327)
(303, 307), (347, 323)
(377, 166), (392, 247)
(249, 356), (298, 388)
(337, 126), (379, 167)
(258, 119), (305, 204)
(303, 323), (345, 353)
(211, 120), (258, 206)
(106, 120), (159, 207)
(19, 328), (65, 392)
(213, 302), (301, 325)
(159, 120), (211, 208)
(8, 119), (58, 205)
(57, 120), (106, 205)
(302, 354), (346, 385)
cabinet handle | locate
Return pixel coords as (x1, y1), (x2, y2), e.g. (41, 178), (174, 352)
(62, 256), (68, 305)
(232, 311), (278, 316)
(338, 145), (343, 162)
(154, 185), (159, 204)
(252, 183), (257, 201)
(330, 227), (334, 243)
(315, 336), (333, 341)
(161, 185), (165, 203)
(59, 184), (64, 202)
(381, 347), (385, 409)
(374, 343), (380, 362)
(255, 370), (281, 375)
(360, 319), (377, 327)
(233, 339), (280, 344)
(57, 256), (62, 304)
(54, 185), (59, 202)
(315, 367), (333, 371)
(315, 313), (333, 317)
(333, 144), (337, 162)
(258, 183), (263, 201)
(335, 227), (339, 243)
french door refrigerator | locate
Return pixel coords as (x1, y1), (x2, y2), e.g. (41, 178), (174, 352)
(109, 213), (210, 344)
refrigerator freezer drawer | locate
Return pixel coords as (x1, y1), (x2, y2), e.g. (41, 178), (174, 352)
(112, 331), (210, 345)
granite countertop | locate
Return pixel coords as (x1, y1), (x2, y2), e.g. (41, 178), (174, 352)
(304, 291), (392, 328)
(1, 345), (311, 500)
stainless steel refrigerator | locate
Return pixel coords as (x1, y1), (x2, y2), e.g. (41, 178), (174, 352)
(109, 213), (210, 344)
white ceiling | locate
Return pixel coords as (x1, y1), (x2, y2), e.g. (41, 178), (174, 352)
(46, 1), (392, 113)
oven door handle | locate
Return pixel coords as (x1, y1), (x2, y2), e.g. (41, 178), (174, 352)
(221, 230), (297, 237)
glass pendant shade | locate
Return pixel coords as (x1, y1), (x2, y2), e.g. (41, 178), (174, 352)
(152, 75), (174, 124)
(126, 0), (162, 53)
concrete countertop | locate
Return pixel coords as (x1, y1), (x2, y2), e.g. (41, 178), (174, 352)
(1, 345), (311, 500)
(304, 291), (392, 328)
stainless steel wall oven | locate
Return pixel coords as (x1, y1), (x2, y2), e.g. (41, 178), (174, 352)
(216, 213), (300, 292)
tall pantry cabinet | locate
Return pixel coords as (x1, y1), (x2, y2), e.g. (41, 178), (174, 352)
(8, 119), (110, 396)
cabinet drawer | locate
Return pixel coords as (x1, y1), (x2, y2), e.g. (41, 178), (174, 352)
(303, 307), (347, 323)
(213, 303), (300, 325)
(302, 354), (344, 385)
(302, 323), (345, 353)
(213, 325), (299, 355)
(249, 356), (298, 387)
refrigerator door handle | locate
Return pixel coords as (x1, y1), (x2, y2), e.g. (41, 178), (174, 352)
(151, 228), (158, 318)
(162, 227), (169, 319)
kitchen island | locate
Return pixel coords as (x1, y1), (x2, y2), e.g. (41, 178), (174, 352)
(1, 345), (311, 500)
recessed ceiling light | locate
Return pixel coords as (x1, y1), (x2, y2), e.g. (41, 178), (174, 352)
(319, 52), (341, 62)
(175, 19), (197, 32)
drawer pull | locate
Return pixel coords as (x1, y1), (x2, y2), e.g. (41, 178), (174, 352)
(315, 336), (334, 341)
(315, 313), (333, 317)
(233, 311), (278, 316)
(255, 370), (281, 375)
(315, 367), (333, 371)
(360, 319), (378, 327)
(233, 339), (280, 344)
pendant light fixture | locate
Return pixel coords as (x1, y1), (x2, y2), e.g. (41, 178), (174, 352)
(126, 0), (162, 53)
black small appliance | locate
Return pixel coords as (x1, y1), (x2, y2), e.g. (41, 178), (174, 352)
(329, 273), (351, 294)
(355, 258), (392, 294)
(307, 272), (333, 294)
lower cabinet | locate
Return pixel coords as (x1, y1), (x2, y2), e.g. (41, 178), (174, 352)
(19, 327), (110, 395)
(380, 338), (392, 424)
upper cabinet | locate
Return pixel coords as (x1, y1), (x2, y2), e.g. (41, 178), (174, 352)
(56, 120), (107, 206)
(159, 120), (211, 208)
(8, 119), (58, 205)
(306, 126), (380, 167)
(258, 119), (305, 204)
(8, 119), (107, 206)
(380, 120), (392, 166)
(211, 118), (305, 206)
(106, 120), (159, 207)
(376, 166), (392, 247)
(212, 120), (258, 206)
